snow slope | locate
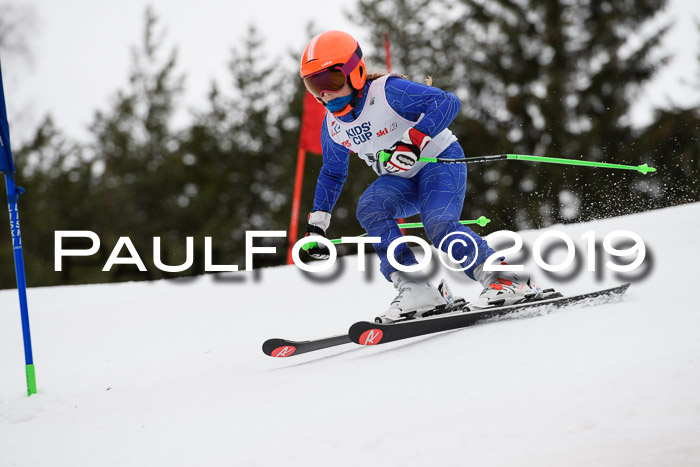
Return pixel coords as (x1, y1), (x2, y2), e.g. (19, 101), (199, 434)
(1, 203), (700, 467)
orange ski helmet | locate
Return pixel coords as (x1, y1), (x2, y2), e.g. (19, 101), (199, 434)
(300, 30), (366, 96)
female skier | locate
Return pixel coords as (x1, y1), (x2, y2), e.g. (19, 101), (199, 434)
(300, 30), (547, 322)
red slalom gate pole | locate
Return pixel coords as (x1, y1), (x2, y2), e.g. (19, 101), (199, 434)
(384, 33), (392, 73)
(287, 147), (307, 264)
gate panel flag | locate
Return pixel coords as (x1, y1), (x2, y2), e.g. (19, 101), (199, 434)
(298, 91), (326, 155)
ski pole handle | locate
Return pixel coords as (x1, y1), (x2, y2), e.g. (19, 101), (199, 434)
(301, 216), (491, 251)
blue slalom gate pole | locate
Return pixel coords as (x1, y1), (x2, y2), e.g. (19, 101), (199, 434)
(0, 58), (37, 396)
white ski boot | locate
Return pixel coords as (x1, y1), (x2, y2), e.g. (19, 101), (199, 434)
(473, 260), (558, 308)
(376, 271), (447, 323)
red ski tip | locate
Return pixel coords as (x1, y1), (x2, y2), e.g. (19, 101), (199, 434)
(271, 346), (297, 357)
(359, 329), (384, 345)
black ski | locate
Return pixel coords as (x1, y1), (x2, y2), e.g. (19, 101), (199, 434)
(262, 334), (351, 358)
(348, 283), (630, 346)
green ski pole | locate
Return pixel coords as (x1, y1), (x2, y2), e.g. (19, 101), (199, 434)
(379, 152), (657, 174)
(301, 216), (490, 251)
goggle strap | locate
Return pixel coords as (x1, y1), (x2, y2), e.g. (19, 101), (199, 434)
(339, 44), (363, 76)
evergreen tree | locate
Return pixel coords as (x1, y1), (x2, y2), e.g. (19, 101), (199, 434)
(352, 0), (672, 229)
(635, 107), (699, 209)
(4, 4), (696, 289)
(86, 7), (185, 281)
(0, 117), (93, 288)
(178, 25), (299, 270)
(633, 23), (700, 210)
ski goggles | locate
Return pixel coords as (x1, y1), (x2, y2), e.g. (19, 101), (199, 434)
(302, 45), (363, 97)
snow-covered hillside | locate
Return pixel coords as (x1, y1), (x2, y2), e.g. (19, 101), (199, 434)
(1, 203), (699, 466)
